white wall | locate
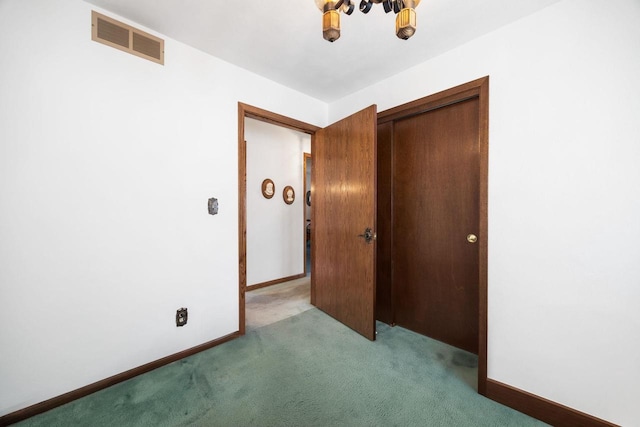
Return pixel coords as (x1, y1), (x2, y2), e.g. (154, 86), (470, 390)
(330, 0), (640, 425)
(2, 0), (638, 423)
(0, 0), (326, 416)
(245, 118), (310, 285)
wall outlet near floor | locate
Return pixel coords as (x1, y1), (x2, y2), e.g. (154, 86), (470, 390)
(176, 308), (188, 327)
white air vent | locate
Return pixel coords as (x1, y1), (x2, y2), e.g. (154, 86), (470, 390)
(91, 11), (164, 65)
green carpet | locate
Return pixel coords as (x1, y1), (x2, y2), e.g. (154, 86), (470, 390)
(18, 309), (546, 426)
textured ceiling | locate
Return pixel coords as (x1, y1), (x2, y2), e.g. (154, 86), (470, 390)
(84, 0), (561, 102)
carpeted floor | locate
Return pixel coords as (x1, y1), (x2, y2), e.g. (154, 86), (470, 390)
(17, 309), (547, 426)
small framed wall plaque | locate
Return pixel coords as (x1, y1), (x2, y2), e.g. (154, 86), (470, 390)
(283, 186), (295, 205)
(262, 179), (275, 199)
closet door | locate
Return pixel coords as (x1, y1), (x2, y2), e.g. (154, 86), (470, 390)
(392, 97), (480, 353)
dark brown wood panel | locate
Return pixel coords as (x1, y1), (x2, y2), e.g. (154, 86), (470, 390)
(392, 97), (480, 354)
(313, 105), (377, 340)
(376, 121), (393, 325)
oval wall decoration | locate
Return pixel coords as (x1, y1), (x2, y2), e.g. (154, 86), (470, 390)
(262, 179), (275, 199)
(283, 186), (295, 205)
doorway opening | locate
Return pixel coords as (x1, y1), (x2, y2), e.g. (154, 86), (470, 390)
(237, 103), (319, 335)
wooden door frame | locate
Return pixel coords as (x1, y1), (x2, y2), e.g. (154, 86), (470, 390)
(377, 76), (489, 395)
(237, 103), (320, 335)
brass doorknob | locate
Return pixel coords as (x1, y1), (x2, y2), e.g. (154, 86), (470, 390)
(467, 234), (477, 243)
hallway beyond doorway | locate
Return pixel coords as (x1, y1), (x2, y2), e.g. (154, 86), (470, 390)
(245, 276), (313, 331)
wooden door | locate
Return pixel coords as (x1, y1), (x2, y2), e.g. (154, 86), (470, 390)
(312, 105), (377, 340)
(392, 97), (480, 353)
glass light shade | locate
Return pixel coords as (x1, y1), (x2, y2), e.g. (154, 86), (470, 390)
(323, 10), (341, 42)
(314, 0), (422, 42)
(395, 7), (416, 39)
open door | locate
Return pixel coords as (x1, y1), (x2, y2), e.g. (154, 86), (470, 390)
(312, 105), (377, 340)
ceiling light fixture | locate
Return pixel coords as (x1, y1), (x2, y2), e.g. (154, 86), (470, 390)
(315, 0), (421, 42)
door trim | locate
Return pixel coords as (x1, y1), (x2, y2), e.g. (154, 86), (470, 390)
(378, 76), (489, 395)
(237, 103), (319, 335)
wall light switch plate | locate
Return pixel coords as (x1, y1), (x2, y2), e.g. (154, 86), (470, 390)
(208, 198), (219, 215)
